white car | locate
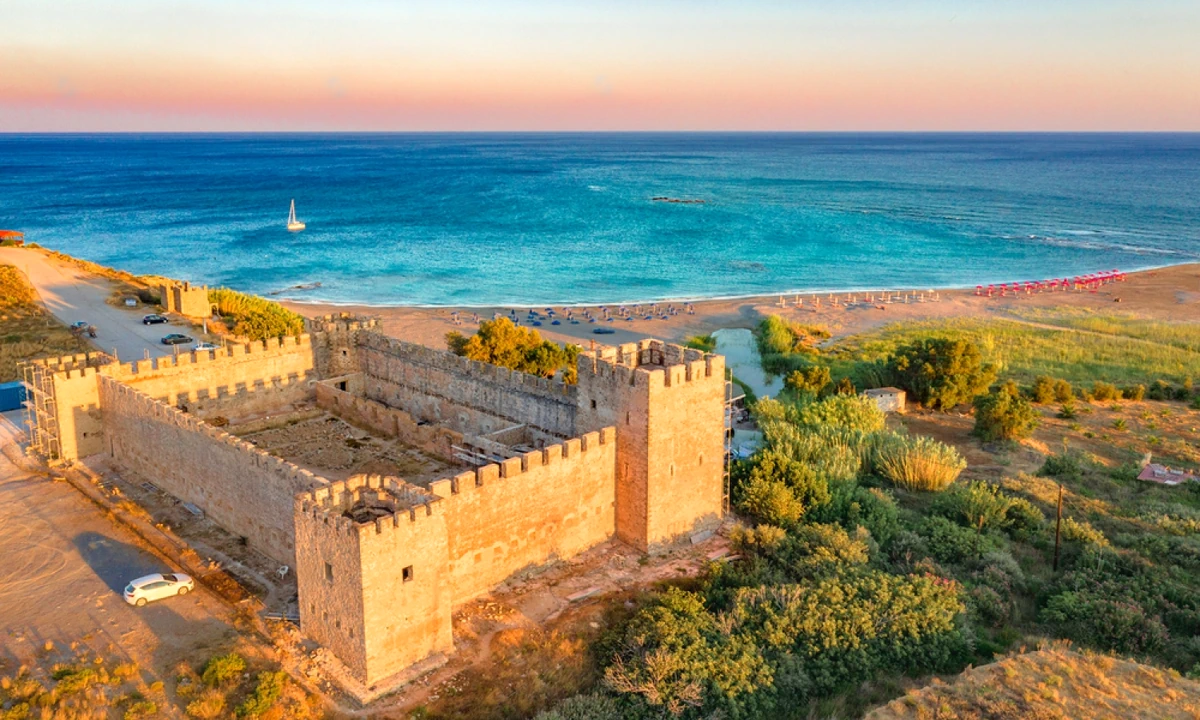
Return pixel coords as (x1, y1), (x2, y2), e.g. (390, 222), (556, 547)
(194, 342), (220, 351)
(123, 572), (195, 606)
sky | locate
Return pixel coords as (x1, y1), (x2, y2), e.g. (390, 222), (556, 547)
(2, 0), (1199, 132)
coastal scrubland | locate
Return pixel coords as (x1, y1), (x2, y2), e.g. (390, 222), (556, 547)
(0, 264), (90, 382)
(823, 316), (1200, 387)
(0, 646), (320, 720)
(449, 312), (1200, 720)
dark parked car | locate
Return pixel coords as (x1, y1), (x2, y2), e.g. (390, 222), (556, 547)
(161, 333), (193, 345)
(143, 314), (168, 325)
(592, 327), (616, 335)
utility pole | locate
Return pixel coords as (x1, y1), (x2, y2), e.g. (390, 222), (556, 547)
(1053, 483), (1064, 572)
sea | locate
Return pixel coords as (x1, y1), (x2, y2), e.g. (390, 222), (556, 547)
(1, 133), (1197, 307)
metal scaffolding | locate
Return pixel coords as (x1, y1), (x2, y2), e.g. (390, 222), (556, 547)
(22, 361), (60, 461)
(723, 377), (745, 516)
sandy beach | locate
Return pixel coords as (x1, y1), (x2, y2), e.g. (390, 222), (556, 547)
(281, 263), (1200, 352)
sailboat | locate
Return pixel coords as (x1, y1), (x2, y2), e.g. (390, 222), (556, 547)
(287, 199), (306, 232)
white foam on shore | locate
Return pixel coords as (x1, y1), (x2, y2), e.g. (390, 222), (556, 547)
(272, 260), (1195, 310)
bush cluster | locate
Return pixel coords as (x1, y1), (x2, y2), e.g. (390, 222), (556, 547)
(973, 381), (1039, 442)
(208, 288), (304, 341)
(447, 317), (580, 383)
(885, 337), (996, 410)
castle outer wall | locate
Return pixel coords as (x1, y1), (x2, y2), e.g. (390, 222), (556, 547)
(28, 315), (727, 691)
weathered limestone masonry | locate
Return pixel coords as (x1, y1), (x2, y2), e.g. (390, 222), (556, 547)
(575, 340), (726, 552)
(306, 314), (376, 378)
(357, 331), (578, 440)
(104, 335), (316, 420)
(315, 375), (463, 463)
(295, 475), (453, 685)
(99, 375), (329, 566)
(158, 280), (210, 319)
(295, 427), (616, 687)
(430, 427), (617, 603)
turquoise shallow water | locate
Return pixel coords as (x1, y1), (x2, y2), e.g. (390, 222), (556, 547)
(0, 133), (1197, 306)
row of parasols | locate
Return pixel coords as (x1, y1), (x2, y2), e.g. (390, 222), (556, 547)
(975, 269), (1126, 297)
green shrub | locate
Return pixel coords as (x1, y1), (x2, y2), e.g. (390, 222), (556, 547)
(1038, 450), (1088, 481)
(1053, 379), (1075, 403)
(185, 689), (227, 720)
(1091, 381), (1121, 401)
(1032, 376), (1056, 404)
(535, 693), (627, 720)
(885, 338), (996, 410)
(200, 652), (246, 687)
(777, 523), (870, 580)
(918, 516), (1003, 565)
(973, 381), (1039, 442)
(124, 700), (158, 720)
(1123, 384), (1146, 401)
(1004, 497), (1046, 540)
(685, 334), (716, 353)
(756, 316), (829, 377)
(935, 480), (1016, 533)
(789, 394), (887, 434)
(447, 317), (580, 382)
(834, 376), (856, 395)
(1147, 379), (1174, 401)
(874, 434), (966, 492)
(1057, 401), (1077, 419)
(811, 484), (900, 547)
(236, 671), (287, 717)
(209, 288), (304, 341)
(734, 448), (834, 526)
(1041, 591), (1168, 655)
(1061, 517), (1109, 547)
(784, 365), (831, 395)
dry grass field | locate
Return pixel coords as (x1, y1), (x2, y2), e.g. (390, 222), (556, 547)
(0, 264), (91, 383)
(867, 642), (1200, 720)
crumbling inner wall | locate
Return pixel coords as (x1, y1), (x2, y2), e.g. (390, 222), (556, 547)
(103, 335), (316, 421)
(357, 333), (577, 440)
(99, 375), (329, 566)
(427, 427), (617, 603)
(314, 374), (463, 463)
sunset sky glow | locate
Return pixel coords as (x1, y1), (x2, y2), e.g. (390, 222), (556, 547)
(3, 0), (1199, 131)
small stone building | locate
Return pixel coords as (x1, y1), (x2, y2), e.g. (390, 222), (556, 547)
(158, 281), (210, 319)
(863, 387), (906, 414)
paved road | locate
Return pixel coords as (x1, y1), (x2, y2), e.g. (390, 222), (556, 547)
(0, 413), (236, 696)
(0, 248), (188, 363)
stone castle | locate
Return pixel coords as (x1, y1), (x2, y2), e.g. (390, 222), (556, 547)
(22, 315), (727, 688)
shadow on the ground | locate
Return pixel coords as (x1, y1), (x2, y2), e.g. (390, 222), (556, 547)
(72, 530), (166, 595)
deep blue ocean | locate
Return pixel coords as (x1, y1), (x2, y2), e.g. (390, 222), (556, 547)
(1, 133), (1197, 307)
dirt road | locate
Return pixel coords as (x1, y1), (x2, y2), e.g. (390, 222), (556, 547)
(0, 248), (184, 362)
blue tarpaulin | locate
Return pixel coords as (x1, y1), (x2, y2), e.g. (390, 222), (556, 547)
(0, 381), (27, 412)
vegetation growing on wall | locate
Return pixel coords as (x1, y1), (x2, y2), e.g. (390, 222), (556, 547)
(447, 316), (581, 383)
(209, 288), (305, 341)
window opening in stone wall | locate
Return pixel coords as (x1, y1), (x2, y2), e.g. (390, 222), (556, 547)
(336, 380), (347, 391)
(341, 349), (348, 357)
(325, 562), (334, 582)
(403, 565), (414, 582)
(590, 399), (597, 409)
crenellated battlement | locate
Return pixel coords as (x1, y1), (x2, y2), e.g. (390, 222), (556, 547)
(26, 351), (114, 376)
(298, 473), (441, 541)
(578, 339), (723, 390)
(98, 375), (328, 492)
(306, 312), (381, 335)
(102, 334), (312, 379)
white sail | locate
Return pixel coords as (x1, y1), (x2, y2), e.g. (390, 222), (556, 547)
(287, 199), (306, 231)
